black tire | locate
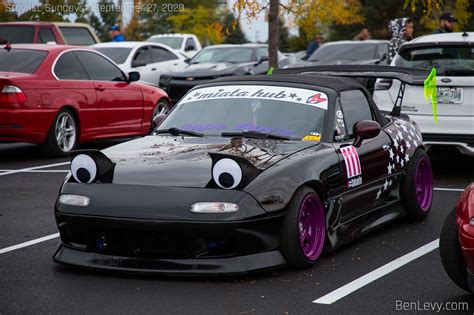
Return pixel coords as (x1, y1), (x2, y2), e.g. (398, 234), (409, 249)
(41, 108), (78, 157)
(400, 149), (433, 221)
(151, 99), (171, 131)
(439, 208), (471, 292)
(280, 186), (326, 269)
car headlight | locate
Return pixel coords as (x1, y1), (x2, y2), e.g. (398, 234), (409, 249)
(208, 153), (261, 190)
(470, 217), (474, 226)
(70, 150), (115, 183)
(160, 75), (171, 82)
(190, 202), (239, 213)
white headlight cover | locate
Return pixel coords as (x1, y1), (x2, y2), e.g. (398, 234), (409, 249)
(71, 154), (97, 183)
(212, 158), (242, 189)
(470, 217), (474, 226)
(58, 194), (90, 207)
(190, 202), (239, 213)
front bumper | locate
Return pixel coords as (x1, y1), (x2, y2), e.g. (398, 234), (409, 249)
(54, 184), (286, 274)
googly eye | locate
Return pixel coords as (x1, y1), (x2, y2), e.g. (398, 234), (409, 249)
(71, 154), (97, 183)
(212, 158), (242, 189)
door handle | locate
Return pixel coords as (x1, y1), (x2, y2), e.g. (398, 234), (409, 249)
(151, 68), (157, 71)
(95, 85), (105, 91)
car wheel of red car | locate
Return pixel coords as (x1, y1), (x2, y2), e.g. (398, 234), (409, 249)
(440, 208), (471, 292)
(401, 149), (433, 221)
(151, 99), (171, 130)
(280, 186), (326, 269)
(41, 109), (78, 157)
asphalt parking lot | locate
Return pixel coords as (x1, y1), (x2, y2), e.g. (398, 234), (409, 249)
(0, 142), (473, 314)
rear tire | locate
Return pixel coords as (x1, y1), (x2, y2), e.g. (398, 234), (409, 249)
(439, 208), (471, 292)
(401, 149), (433, 221)
(280, 186), (326, 269)
(151, 99), (171, 131)
(41, 109), (78, 157)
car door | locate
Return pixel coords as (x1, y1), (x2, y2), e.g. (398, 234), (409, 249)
(74, 50), (143, 134)
(52, 51), (99, 138)
(149, 46), (180, 83)
(131, 46), (155, 84)
(333, 89), (392, 222)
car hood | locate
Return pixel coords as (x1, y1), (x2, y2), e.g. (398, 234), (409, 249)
(166, 62), (249, 77)
(290, 59), (381, 67)
(102, 135), (318, 187)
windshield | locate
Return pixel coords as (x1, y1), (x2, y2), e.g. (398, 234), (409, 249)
(190, 47), (255, 64)
(394, 45), (474, 76)
(94, 47), (132, 64)
(0, 26), (35, 43)
(0, 49), (48, 74)
(309, 44), (378, 61)
(159, 85), (328, 140)
(147, 37), (183, 49)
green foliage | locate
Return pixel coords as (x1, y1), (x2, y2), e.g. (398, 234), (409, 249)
(89, 0), (120, 41)
(222, 11), (248, 44)
(0, 0), (18, 22)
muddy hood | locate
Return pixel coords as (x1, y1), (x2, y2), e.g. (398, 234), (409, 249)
(102, 135), (318, 187)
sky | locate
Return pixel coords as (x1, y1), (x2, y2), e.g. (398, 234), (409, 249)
(8, 0), (296, 42)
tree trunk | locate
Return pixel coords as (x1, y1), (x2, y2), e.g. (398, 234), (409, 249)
(268, 0), (279, 69)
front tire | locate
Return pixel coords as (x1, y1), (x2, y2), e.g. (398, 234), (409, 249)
(439, 208), (471, 292)
(41, 109), (78, 157)
(280, 187), (326, 269)
(401, 149), (433, 221)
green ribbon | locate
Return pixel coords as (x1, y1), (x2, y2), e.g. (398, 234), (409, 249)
(423, 67), (438, 124)
(267, 67), (274, 76)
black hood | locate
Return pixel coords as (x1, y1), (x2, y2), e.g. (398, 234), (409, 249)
(290, 59), (382, 67)
(166, 62), (254, 78)
(102, 136), (318, 187)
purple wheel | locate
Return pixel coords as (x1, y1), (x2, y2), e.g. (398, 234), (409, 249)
(281, 187), (326, 269)
(415, 156), (433, 211)
(401, 149), (433, 221)
(298, 194), (326, 260)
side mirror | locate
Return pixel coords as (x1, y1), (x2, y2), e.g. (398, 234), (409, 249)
(128, 71), (140, 82)
(184, 57), (191, 63)
(255, 55), (269, 66)
(185, 44), (196, 52)
(353, 120), (381, 147)
(153, 113), (167, 127)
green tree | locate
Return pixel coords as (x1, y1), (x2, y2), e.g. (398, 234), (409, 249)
(278, 16), (290, 52)
(222, 11), (248, 44)
(0, 0), (18, 22)
(89, 0), (121, 41)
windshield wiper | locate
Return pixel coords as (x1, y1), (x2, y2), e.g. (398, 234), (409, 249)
(155, 127), (204, 137)
(221, 130), (290, 140)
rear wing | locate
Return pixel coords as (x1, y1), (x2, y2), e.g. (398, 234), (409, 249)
(275, 65), (430, 117)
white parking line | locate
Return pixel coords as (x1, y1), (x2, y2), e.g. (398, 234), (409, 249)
(313, 239), (439, 304)
(0, 233), (59, 254)
(434, 187), (465, 192)
(0, 162), (70, 176)
(0, 169), (69, 173)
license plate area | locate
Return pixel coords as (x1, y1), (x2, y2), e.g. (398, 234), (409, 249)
(436, 87), (463, 104)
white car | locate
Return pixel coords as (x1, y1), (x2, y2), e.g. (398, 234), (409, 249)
(91, 41), (187, 87)
(373, 32), (474, 155)
(147, 34), (202, 58)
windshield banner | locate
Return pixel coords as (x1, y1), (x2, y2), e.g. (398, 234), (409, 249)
(179, 85), (328, 110)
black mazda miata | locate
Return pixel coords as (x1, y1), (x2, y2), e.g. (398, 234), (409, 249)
(53, 66), (434, 275)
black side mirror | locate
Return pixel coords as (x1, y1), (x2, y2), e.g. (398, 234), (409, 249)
(184, 57), (191, 63)
(255, 55), (269, 66)
(153, 113), (167, 127)
(128, 71), (140, 82)
(353, 120), (381, 147)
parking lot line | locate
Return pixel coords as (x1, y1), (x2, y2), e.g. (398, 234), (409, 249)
(0, 162), (70, 176)
(0, 169), (69, 173)
(0, 233), (59, 254)
(313, 239), (439, 305)
(434, 187), (465, 192)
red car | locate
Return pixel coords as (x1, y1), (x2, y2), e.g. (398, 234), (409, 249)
(440, 183), (474, 293)
(0, 44), (171, 156)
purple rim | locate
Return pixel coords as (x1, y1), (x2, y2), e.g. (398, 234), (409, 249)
(297, 193), (325, 260)
(415, 156), (433, 211)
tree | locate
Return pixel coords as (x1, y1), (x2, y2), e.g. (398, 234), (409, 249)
(278, 16), (290, 52)
(89, 0), (121, 42)
(0, 0), (17, 22)
(233, 0), (364, 69)
(222, 11), (248, 44)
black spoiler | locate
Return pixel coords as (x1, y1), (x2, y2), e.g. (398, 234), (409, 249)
(275, 65), (429, 85)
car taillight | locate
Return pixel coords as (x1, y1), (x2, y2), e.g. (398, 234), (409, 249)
(0, 85), (27, 106)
